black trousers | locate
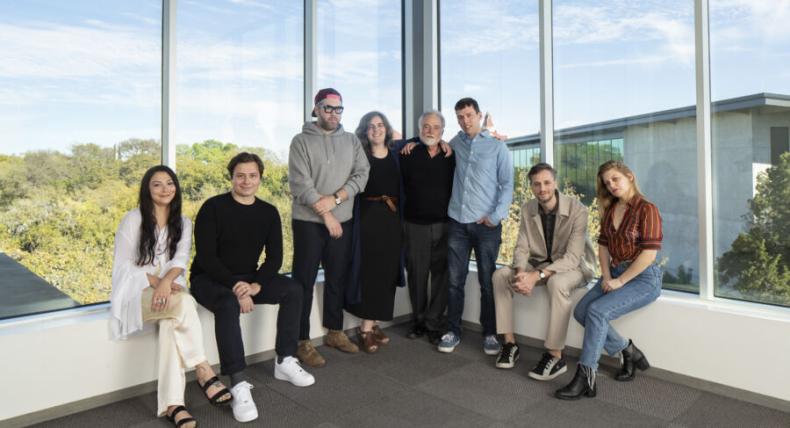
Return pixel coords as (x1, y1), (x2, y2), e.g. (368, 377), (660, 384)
(404, 220), (449, 332)
(291, 218), (352, 340)
(191, 273), (303, 376)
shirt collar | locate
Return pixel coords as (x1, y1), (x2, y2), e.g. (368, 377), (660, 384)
(458, 128), (491, 143)
(621, 194), (643, 208)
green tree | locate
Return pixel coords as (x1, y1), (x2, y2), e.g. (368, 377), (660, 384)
(718, 152), (790, 305)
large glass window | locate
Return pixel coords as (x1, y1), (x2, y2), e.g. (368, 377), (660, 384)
(175, 1), (303, 273)
(0, 1), (161, 319)
(554, 0), (698, 292)
(316, 0), (402, 136)
(440, 1), (540, 264)
(711, 1), (790, 307)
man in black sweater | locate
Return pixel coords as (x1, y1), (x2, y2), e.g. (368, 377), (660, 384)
(400, 110), (455, 344)
(191, 152), (314, 423)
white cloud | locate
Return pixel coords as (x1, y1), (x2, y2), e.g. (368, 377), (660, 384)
(711, 0), (790, 48)
(227, 0), (273, 10)
(440, 2), (539, 56)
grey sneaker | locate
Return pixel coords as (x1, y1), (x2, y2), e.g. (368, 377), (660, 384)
(437, 332), (460, 353)
(483, 335), (501, 355)
(528, 352), (568, 381)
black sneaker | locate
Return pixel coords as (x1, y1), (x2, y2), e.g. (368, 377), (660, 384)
(426, 329), (443, 345)
(528, 352), (567, 381)
(495, 343), (520, 369)
(407, 323), (426, 339)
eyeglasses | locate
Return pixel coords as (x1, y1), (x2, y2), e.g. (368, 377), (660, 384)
(368, 123), (386, 131)
(321, 105), (344, 114)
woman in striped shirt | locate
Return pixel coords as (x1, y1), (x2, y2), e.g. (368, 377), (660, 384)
(555, 160), (663, 400)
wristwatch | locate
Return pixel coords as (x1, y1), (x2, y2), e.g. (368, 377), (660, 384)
(334, 192), (342, 206)
(538, 270), (546, 280)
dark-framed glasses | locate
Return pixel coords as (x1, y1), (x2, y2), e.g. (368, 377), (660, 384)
(322, 105), (344, 114)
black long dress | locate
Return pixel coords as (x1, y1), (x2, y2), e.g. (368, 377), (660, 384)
(348, 151), (401, 321)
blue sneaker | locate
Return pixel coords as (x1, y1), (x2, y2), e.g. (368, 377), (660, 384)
(483, 335), (501, 355)
(437, 332), (460, 353)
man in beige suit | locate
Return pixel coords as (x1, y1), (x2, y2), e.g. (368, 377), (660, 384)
(493, 163), (594, 381)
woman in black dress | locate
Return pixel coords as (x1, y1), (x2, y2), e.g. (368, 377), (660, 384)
(348, 111), (404, 353)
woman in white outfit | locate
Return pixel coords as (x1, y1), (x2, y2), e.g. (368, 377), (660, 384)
(111, 165), (232, 428)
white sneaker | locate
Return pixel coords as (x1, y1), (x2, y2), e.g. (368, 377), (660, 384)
(230, 381), (258, 423)
(275, 356), (316, 387)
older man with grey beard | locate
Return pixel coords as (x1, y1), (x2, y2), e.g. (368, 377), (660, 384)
(399, 110), (456, 343)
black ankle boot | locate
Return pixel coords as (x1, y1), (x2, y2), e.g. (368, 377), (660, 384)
(554, 365), (597, 400)
(615, 339), (650, 381)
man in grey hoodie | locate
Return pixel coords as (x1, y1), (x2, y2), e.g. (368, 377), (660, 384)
(288, 88), (370, 368)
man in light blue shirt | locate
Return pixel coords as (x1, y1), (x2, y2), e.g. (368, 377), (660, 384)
(437, 97), (514, 355)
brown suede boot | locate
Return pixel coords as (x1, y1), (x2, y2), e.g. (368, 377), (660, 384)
(296, 340), (326, 368)
(325, 330), (359, 353)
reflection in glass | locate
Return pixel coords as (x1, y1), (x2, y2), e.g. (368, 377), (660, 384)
(316, 0), (402, 134)
(553, 0), (698, 292)
(711, 1), (790, 307)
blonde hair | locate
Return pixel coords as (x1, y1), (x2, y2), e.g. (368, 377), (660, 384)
(595, 160), (644, 210)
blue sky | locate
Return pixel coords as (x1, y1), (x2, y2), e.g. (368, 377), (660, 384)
(1, 0), (788, 159)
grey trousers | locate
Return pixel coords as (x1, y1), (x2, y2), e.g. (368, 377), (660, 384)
(404, 221), (449, 331)
(493, 266), (585, 350)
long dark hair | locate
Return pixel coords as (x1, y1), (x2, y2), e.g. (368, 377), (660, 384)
(136, 165), (183, 266)
(355, 111), (394, 154)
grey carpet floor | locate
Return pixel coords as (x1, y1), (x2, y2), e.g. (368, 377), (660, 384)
(31, 324), (790, 428)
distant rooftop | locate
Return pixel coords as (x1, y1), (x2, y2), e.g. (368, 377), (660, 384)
(508, 93), (790, 149)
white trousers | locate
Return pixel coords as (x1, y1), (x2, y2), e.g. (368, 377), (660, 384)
(141, 288), (207, 416)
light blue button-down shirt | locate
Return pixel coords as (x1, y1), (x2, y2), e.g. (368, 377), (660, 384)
(447, 129), (514, 225)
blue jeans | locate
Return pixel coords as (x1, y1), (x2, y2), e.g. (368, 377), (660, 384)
(574, 263), (662, 370)
(446, 219), (502, 336)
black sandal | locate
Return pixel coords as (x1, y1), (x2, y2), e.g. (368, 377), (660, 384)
(166, 405), (197, 428)
(199, 376), (232, 406)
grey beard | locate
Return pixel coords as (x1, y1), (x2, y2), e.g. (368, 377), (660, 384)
(422, 137), (438, 146)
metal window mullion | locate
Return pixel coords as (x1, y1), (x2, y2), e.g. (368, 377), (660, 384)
(695, 0), (714, 300)
(161, 0), (176, 169)
(403, 0), (414, 138)
(304, 0), (317, 123)
(539, 0), (554, 165)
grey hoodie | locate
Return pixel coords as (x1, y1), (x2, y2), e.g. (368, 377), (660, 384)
(288, 122), (370, 223)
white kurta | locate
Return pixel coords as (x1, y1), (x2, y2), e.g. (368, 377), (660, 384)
(110, 209), (192, 340)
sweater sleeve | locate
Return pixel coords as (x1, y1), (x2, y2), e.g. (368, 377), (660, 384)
(255, 206), (284, 285)
(288, 136), (323, 206)
(341, 134), (371, 199)
(193, 199), (236, 288)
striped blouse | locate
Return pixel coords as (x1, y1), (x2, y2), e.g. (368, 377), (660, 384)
(597, 196), (663, 266)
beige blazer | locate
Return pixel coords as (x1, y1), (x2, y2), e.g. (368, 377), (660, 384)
(512, 193), (596, 281)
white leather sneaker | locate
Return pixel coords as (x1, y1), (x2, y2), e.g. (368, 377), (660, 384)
(230, 381), (258, 423)
(274, 356), (316, 387)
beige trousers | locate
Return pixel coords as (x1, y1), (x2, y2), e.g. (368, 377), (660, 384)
(493, 266), (584, 351)
(141, 288), (207, 416)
